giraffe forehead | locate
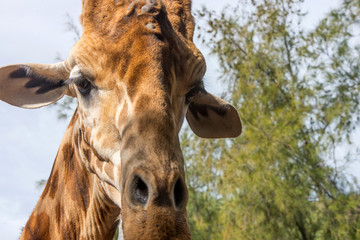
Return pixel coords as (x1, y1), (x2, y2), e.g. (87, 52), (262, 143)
(82, 0), (164, 35)
(72, 32), (166, 92)
(73, 0), (205, 85)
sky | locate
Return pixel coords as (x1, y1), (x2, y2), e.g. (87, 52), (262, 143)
(0, 0), (344, 239)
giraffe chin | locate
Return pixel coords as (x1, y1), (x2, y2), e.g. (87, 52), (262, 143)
(122, 212), (191, 240)
(121, 200), (191, 240)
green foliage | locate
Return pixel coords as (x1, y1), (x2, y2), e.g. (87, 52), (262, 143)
(184, 0), (360, 239)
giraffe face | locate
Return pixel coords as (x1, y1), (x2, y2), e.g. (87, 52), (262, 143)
(0, 0), (241, 239)
(66, 2), (204, 237)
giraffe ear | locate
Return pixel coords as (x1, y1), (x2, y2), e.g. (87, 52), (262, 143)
(186, 92), (242, 138)
(0, 63), (70, 109)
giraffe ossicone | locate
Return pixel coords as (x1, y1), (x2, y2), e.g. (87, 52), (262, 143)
(0, 0), (241, 239)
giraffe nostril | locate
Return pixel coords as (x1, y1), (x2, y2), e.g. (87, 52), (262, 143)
(173, 178), (185, 209)
(130, 175), (149, 206)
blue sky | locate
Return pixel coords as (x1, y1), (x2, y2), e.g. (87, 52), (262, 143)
(0, 0), (344, 239)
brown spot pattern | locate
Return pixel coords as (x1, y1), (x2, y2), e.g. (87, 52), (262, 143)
(49, 170), (59, 199)
(23, 213), (50, 239)
(63, 143), (75, 184)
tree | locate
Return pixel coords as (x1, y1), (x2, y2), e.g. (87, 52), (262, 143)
(183, 0), (360, 239)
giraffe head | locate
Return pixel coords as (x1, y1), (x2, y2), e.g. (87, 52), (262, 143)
(0, 0), (241, 239)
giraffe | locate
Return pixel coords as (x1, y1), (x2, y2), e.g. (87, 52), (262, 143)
(0, 0), (241, 239)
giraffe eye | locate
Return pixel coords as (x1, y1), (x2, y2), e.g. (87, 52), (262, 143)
(76, 78), (93, 97)
(68, 65), (94, 97)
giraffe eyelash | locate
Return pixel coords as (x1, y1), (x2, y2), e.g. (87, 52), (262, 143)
(65, 76), (95, 97)
(66, 76), (89, 86)
(66, 65), (95, 87)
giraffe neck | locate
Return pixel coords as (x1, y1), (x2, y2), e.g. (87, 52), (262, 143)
(20, 112), (120, 240)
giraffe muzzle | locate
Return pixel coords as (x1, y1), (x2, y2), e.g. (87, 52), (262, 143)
(125, 170), (187, 210)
